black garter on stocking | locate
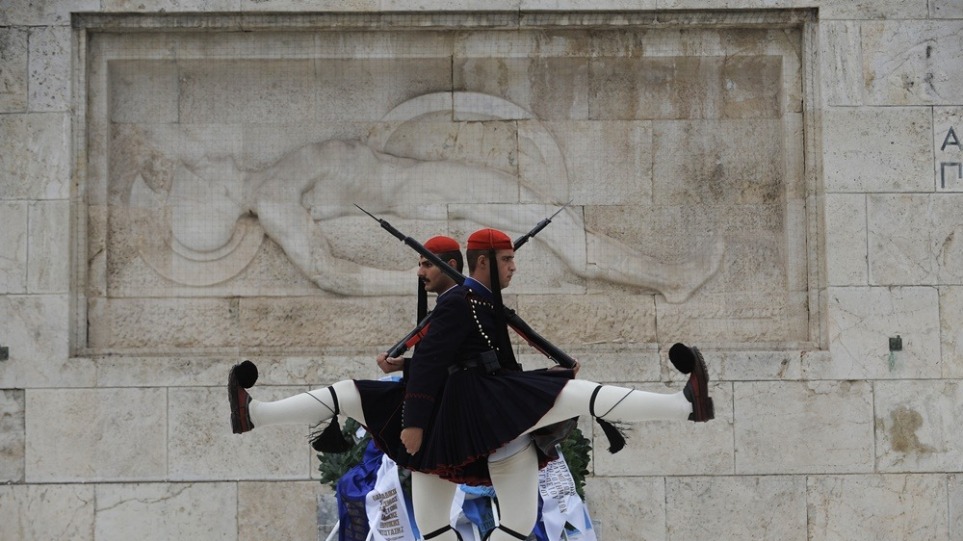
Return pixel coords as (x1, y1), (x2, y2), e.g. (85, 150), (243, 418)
(590, 385), (627, 453)
(310, 387), (352, 453)
(424, 525), (463, 540)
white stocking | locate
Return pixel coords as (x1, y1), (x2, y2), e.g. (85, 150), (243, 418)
(411, 471), (460, 540)
(248, 380), (366, 427)
(488, 440), (538, 541)
(526, 379), (691, 433)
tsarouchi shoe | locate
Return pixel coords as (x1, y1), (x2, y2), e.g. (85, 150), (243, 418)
(229, 360), (258, 434)
(670, 343), (714, 422)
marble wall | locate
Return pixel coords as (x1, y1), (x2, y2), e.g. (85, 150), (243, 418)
(1, 2), (962, 541)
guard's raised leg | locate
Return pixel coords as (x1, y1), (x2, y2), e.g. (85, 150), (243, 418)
(227, 363), (366, 431)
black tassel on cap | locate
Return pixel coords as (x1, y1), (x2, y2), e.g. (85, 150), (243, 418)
(310, 418), (353, 453)
(417, 277), (428, 322)
(595, 418), (626, 454)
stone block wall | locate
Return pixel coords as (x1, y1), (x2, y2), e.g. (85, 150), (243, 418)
(1, 2), (962, 540)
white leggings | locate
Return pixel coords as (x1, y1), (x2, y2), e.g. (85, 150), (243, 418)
(412, 440), (538, 541)
(249, 378), (690, 431)
(247, 378), (690, 539)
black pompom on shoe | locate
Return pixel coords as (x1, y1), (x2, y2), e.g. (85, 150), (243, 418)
(668, 342), (695, 374)
(235, 360), (258, 389)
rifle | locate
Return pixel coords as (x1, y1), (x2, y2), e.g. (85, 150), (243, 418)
(358, 205), (577, 368)
(385, 201), (572, 358)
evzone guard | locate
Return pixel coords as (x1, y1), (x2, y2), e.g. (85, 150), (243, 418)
(229, 224), (713, 541)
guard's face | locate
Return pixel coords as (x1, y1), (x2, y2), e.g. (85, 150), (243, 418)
(417, 256), (455, 293)
(493, 249), (516, 288)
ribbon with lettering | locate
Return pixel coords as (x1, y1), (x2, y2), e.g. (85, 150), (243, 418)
(365, 454), (418, 541)
(534, 451), (597, 541)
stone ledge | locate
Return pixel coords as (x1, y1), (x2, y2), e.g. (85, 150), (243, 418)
(73, 9), (817, 33)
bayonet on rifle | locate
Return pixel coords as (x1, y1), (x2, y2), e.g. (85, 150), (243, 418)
(513, 199), (573, 250)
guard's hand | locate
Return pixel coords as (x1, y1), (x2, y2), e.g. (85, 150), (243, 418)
(376, 352), (404, 374)
(549, 358), (580, 376)
(401, 427), (423, 455)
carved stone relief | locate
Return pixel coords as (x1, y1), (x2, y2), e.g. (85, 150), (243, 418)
(84, 21), (811, 352)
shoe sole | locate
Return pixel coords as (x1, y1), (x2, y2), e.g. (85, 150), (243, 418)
(228, 364), (252, 434)
(689, 347), (714, 422)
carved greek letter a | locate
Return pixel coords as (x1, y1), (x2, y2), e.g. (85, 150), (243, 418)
(941, 127), (961, 151)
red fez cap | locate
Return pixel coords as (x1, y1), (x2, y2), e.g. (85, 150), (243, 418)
(467, 228), (513, 251)
(424, 235), (460, 254)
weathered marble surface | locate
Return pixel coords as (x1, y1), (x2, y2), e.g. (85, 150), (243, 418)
(27, 200), (70, 293)
(0, 27), (28, 112)
(875, 380), (963, 472)
(542, 120), (652, 205)
(822, 107), (932, 193)
(583, 476), (665, 541)
(527, 346), (663, 383)
(932, 0), (963, 18)
(0, 484), (95, 541)
(808, 474), (948, 541)
(103, 0), (238, 12)
(0, 0), (98, 26)
(861, 21), (963, 105)
(951, 474), (963, 541)
(93, 355), (380, 387)
(27, 25), (70, 112)
(26, 388), (168, 482)
(651, 0), (928, 19)
(941, 286), (963, 378)
(827, 286), (940, 379)
(0, 113), (71, 199)
(713, 349), (811, 381)
(820, 21), (864, 106)
(868, 194), (963, 285)
(667, 476), (807, 541)
(95, 482), (236, 541)
(0, 202), (27, 293)
(0, 389), (24, 482)
(0, 294), (69, 366)
(239, 481), (331, 541)
(824, 194), (868, 286)
(516, 293), (658, 345)
(734, 381), (874, 474)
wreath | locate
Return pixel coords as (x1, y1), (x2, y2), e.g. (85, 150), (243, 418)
(318, 418), (593, 499)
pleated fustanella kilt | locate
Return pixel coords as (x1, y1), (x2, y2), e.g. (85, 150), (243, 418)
(355, 367), (574, 486)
